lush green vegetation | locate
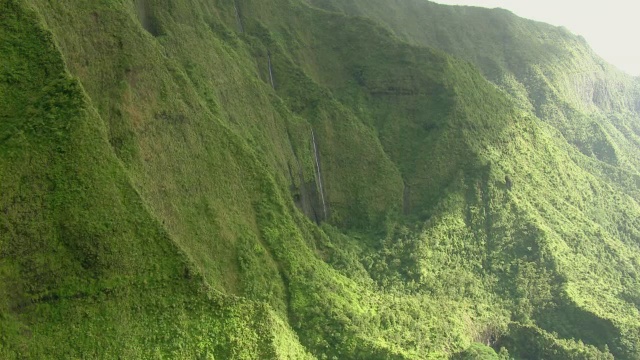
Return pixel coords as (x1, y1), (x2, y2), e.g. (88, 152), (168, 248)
(1, 0), (640, 358)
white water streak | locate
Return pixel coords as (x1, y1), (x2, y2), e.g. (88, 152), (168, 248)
(311, 129), (327, 219)
(268, 51), (275, 89)
(233, 1), (244, 33)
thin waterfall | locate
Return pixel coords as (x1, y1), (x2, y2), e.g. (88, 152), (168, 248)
(268, 50), (275, 89)
(233, 1), (244, 33)
(311, 129), (327, 220)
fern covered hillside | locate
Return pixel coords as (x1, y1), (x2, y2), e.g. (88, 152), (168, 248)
(1, 0), (640, 358)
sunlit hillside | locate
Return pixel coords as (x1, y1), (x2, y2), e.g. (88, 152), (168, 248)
(1, 0), (639, 358)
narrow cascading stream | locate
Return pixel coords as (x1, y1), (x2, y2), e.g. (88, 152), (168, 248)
(268, 50), (275, 89)
(311, 128), (327, 220)
(233, 0), (244, 33)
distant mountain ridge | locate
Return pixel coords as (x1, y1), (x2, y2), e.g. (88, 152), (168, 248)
(308, 0), (640, 170)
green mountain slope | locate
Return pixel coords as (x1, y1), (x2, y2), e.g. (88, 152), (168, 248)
(0, 2), (313, 358)
(1, 0), (640, 359)
(307, 0), (640, 173)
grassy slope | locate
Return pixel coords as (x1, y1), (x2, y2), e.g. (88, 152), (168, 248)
(2, 0), (640, 359)
(0, 1), (313, 358)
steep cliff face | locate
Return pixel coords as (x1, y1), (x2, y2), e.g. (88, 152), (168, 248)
(0, 2), (313, 358)
(2, 0), (640, 359)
